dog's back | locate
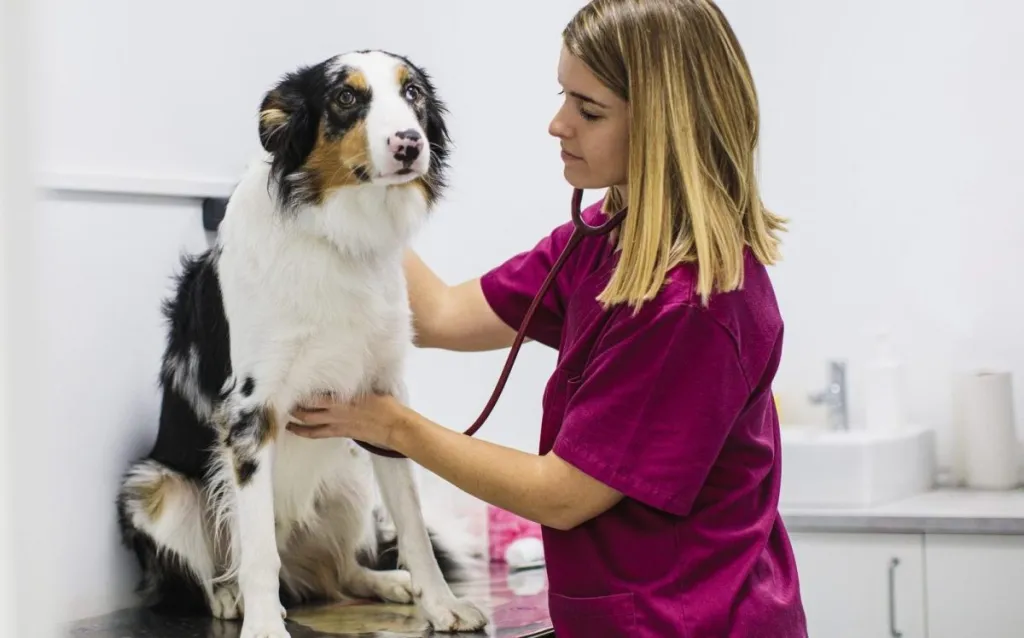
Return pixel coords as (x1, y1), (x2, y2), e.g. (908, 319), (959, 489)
(116, 50), (487, 635)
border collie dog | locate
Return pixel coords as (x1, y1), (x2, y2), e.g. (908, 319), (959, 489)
(115, 50), (487, 637)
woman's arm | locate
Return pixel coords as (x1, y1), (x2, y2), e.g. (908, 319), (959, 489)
(404, 250), (521, 352)
(390, 406), (624, 530)
(289, 394), (624, 531)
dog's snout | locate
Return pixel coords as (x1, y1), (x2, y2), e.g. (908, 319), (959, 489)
(388, 129), (424, 165)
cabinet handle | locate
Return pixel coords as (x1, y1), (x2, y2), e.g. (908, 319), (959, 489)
(888, 557), (902, 637)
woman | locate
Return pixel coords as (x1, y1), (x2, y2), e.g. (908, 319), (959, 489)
(291, 0), (808, 635)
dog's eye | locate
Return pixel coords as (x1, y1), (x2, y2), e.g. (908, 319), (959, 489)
(336, 89), (356, 107)
(404, 84), (421, 102)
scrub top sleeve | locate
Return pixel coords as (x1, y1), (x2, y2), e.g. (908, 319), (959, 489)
(478, 221), (576, 350)
(552, 302), (752, 516)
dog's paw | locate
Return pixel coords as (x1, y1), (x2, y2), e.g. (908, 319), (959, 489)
(210, 584), (242, 620)
(420, 594), (488, 633)
(239, 613), (290, 638)
(367, 569), (417, 604)
(349, 567), (417, 604)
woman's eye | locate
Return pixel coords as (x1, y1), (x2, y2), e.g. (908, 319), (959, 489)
(580, 109), (599, 121)
(337, 89), (356, 106)
(404, 84), (421, 101)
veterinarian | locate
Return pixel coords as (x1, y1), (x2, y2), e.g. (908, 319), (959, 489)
(290, 0), (808, 635)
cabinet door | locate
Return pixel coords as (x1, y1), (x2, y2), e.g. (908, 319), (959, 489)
(924, 534), (1024, 638)
(789, 532), (926, 638)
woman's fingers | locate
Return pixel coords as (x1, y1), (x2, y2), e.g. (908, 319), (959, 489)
(286, 422), (334, 438)
(288, 408), (340, 428)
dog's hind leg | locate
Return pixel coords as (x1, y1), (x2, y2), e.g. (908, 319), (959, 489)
(218, 401), (289, 638)
(288, 489), (417, 606)
(116, 459), (218, 615)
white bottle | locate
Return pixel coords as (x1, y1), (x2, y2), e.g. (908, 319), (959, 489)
(863, 330), (907, 433)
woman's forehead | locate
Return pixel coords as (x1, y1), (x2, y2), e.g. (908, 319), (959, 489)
(557, 49), (620, 107)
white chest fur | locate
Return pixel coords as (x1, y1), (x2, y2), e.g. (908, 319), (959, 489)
(217, 158), (423, 414)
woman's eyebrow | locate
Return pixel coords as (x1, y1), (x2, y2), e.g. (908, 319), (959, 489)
(568, 90), (609, 109)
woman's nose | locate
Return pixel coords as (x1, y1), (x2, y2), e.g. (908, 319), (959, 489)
(548, 114), (570, 139)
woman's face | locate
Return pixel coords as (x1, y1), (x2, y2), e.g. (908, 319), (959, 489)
(549, 46), (629, 191)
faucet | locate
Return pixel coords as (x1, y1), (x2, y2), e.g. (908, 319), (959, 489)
(808, 359), (849, 431)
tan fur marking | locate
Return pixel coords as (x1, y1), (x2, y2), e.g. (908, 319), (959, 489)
(346, 70), (368, 91)
(260, 108), (288, 126)
(129, 468), (191, 523)
(262, 409), (278, 446)
(280, 530), (346, 600)
(305, 120), (371, 199)
(395, 65), (411, 86)
(139, 473), (169, 521)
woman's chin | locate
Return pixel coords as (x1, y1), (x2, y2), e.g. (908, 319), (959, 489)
(562, 167), (610, 191)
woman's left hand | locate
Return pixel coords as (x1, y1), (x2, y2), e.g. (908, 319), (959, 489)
(287, 393), (408, 449)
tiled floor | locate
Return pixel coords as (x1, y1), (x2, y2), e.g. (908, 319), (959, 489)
(65, 564), (553, 638)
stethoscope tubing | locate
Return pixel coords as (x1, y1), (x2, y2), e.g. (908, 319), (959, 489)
(356, 188), (626, 458)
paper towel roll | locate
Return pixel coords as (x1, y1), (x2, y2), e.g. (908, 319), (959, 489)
(961, 370), (1020, 490)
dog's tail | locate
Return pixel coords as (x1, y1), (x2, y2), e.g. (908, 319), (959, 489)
(360, 506), (487, 583)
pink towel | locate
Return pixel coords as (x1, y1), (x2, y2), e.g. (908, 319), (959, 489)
(487, 505), (542, 563)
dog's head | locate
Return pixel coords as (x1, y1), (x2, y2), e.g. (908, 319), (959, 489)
(258, 50), (450, 211)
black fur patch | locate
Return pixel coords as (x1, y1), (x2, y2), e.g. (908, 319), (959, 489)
(323, 66), (372, 141)
(225, 406), (273, 487)
(241, 376), (255, 397)
(236, 459), (258, 485)
(146, 247), (231, 481)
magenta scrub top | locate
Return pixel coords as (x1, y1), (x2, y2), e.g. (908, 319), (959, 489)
(479, 201), (808, 637)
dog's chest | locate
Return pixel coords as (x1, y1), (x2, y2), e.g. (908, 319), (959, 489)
(287, 293), (408, 398)
(224, 241), (411, 404)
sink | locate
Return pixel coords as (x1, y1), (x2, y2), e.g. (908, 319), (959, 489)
(779, 425), (936, 509)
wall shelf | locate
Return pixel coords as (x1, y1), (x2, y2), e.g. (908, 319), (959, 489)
(36, 170), (236, 200)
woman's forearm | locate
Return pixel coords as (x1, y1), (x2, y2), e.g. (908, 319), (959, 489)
(390, 408), (554, 523)
(387, 407), (623, 531)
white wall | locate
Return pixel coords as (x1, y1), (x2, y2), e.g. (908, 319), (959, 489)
(15, 0), (1024, 627)
(3, 0), (61, 636)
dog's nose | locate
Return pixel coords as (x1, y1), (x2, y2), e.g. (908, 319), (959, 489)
(388, 129), (423, 165)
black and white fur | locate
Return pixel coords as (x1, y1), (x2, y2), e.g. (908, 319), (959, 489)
(115, 50), (487, 638)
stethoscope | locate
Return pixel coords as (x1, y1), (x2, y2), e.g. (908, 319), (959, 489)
(357, 188), (627, 459)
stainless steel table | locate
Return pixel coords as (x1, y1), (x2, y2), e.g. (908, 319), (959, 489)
(66, 564), (554, 638)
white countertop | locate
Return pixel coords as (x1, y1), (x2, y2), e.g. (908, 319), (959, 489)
(780, 488), (1024, 535)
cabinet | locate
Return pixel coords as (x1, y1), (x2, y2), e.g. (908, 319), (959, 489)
(790, 531), (1024, 637)
(789, 532), (926, 637)
(923, 534), (1024, 638)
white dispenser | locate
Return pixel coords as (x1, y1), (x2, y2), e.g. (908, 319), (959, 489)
(863, 330), (907, 433)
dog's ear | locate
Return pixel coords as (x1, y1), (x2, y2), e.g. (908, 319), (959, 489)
(258, 70), (321, 179)
(414, 67), (452, 204)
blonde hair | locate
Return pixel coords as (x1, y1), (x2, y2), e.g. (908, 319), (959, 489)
(563, 0), (786, 309)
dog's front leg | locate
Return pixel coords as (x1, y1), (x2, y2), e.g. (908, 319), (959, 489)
(226, 405), (289, 638)
(371, 454), (488, 632)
